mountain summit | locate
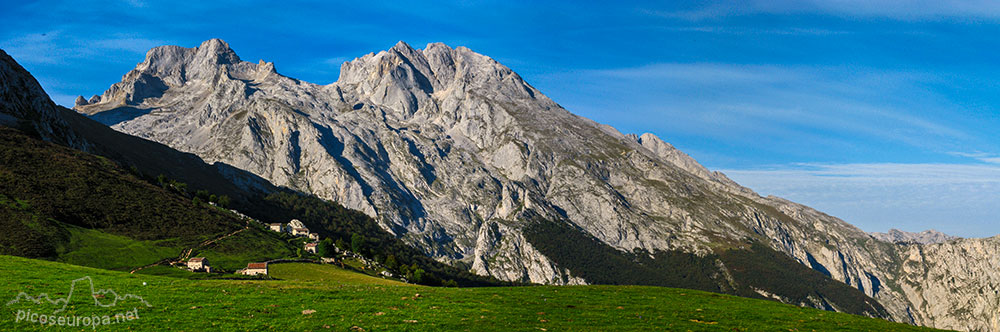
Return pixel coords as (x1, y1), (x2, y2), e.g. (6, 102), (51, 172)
(72, 39), (1000, 331)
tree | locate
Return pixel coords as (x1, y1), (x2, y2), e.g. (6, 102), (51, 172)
(217, 195), (231, 208)
(318, 238), (336, 257)
(411, 268), (425, 284)
(384, 254), (398, 270)
(335, 238), (349, 252)
(350, 233), (364, 253)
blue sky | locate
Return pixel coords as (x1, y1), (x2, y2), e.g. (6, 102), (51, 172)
(3, 0), (1000, 237)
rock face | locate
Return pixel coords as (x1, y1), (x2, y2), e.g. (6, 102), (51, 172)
(0, 49), (90, 150)
(73, 39), (1000, 331)
(871, 229), (959, 245)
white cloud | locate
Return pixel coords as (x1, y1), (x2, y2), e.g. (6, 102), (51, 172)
(948, 152), (1000, 165)
(547, 63), (972, 154)
(651, 0), (1000, 21)
(664, 26), (852, 36)
(2, 32), (167, 66)
(2, 31), (66, 65)
(721, 163), (1000, 237)
(90, 36), (169, 54)
(321, 57), (349, 66)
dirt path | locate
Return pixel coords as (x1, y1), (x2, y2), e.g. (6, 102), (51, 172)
(130, 225), (249, 274)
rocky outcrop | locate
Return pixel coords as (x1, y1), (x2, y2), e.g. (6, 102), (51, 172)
(74, 95), (88, 107)
(0, 50), (89, 150)
(872, 229), (959, 245)
(73, 39), (1000, 331)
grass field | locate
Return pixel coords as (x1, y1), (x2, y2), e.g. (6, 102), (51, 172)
(0, 255), (944, 331)
(270, 263), (408, 286)
(54, 224), (182, 271)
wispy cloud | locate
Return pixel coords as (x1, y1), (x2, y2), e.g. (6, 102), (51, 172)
(540, 63), (977, 161)
(2, 31), (167, 66)
(2, 31), (67, 65)
(722, 162), (1000, 237)
(321, 57), (349, 66)
(89, 36), (169, 54)
(649, 0), (1000, 22)
(663, 26), (851, 36)
(949, 152), (1000, 164)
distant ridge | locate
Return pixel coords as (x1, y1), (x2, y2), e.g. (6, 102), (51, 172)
(870, 229), (959, 245)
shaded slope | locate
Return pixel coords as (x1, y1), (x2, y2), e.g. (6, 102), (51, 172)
(0, 126), (295, 270)
(524, 217), (888, 318)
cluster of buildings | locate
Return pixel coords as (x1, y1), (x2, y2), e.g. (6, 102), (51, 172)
(267, 219), (320, 241)
(236, 219), (325, 276)
(183, 219), (327, 277)
(268, 218), (323, 258)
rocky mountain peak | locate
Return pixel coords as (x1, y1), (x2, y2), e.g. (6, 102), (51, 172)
(195, 38), (240, 64)
(629, 132), (745, 190)
(336, 41), (544, 119)
(390, 40), (416, 53)
(74, 39), (271, 113)
(871, 228), (959, 244)
(74, 95), (88, 107)
(634, 133), (712, 180)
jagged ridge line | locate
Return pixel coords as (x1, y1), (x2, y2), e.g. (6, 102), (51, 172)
(6, 276), (152, 313)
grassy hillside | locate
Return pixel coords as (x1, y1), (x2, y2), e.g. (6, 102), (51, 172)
(524, 217), (887, 318)
(0, 255), (942, 331)
(0, 126), (296, 271)
(270, 262), (409, 286)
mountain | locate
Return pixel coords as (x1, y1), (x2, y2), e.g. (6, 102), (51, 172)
(52, 39), (1000, 331)
(871, 229), (959, 245)
(0, 48), (500, 286)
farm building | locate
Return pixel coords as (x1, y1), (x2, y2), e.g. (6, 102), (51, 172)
(304, 242), (318, 254)
(242, 262), (268, 276)
(292, 228), (310, 237)
(187, 257), (211, 272)
(268, 223), (288, 233)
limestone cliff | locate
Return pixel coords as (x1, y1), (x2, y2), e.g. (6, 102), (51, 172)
(64, 39), (1000, 331)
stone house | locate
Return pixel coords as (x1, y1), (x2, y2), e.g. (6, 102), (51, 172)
(268, 223), (288, 233)
(187, 257), (211, 272)
(292, 228), (310, 237)
(242, 262), (268, 276)
(304, 242), (318, 254)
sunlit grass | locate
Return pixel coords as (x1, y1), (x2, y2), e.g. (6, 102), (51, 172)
(0, 255), (944, 331)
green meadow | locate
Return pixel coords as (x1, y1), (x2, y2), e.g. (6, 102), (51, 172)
(0, 256), (943, 331)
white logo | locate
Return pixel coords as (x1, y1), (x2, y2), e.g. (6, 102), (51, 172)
(7, 276), (152, 329)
